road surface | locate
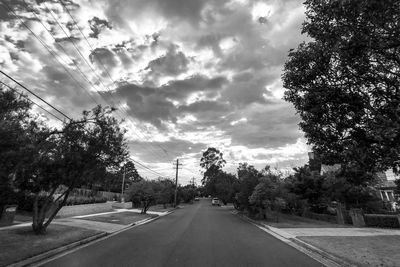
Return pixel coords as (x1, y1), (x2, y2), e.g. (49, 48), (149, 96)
(42, 199), (322, 267)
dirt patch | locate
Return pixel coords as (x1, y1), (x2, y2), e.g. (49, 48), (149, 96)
(0, 224), (101, 267)
(299, 235), (400, 267)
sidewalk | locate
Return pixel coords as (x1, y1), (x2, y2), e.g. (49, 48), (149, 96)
(257, 214), (400, 267)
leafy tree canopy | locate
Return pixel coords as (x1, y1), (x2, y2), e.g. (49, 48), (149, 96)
(283, 0), (400, 174)
(14, 105), (128, 234)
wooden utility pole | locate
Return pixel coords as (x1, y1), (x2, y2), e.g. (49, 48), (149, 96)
(174, 159), (182, 207)
(121, 164), (126, 203)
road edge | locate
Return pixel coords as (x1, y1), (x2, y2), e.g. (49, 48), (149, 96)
(233, 211), (355, 267)
(20, 209), (177, 267)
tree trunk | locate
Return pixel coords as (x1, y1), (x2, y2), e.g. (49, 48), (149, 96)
(31, 189), (70, 235)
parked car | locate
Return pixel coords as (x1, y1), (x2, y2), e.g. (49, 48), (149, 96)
(211, 198), (220, 206)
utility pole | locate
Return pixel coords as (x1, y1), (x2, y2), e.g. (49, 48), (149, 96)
(174, 159), (182, 207)
(121, 164), (126, 203)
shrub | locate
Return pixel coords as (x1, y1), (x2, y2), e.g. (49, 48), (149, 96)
(16, 193), (51, 212)
(65, 196), (107, 206)
(364, 214), (400, 228)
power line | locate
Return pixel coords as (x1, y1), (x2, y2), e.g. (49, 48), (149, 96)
(13, 1), (167, 164)
(0, 80), (64, 122)
(57, 0), (172, 160)
(0, 70), (71, 121)
(3, 1), (177, 175)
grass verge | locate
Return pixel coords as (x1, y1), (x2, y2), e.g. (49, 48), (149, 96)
(0, 224), (102, 267)
(298, 235), (400, 267)
(259, 212), (352, 228)
(80, 211), (156, 225)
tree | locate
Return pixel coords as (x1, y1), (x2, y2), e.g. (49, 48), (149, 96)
(0, 86), (32, 210)
(234, 163), (262, 211)
(283, 0), (400, 176)
(124, 161), (142, 183)
(155, 178), (174, 208)
(214, 172), (236, 205)
(200, 147), (226, 187)
(127, 180), (156, 214)
(15, 105), (128, 234)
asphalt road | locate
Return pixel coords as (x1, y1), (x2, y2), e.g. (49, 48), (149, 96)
(42, 199), (322, 267)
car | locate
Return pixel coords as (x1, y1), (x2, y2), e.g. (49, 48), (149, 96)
(211, 198), (220, 206)
(194, 197), (200, 201)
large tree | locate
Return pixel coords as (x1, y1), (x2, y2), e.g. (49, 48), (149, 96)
(15, 105), (128, 234)
(283, 0), (400, 176)
(234, 163), (262, 211)
(200, 147), (226, 196)
(0, 86), (32, 210)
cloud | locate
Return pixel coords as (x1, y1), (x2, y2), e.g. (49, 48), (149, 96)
(128, 137), (207, 163)
(145, 44), (190, 79)
(88, 16), (111, 38)
(0, 0), (311, 182)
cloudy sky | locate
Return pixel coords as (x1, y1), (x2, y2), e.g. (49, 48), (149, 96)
(0, 0), (310, 184)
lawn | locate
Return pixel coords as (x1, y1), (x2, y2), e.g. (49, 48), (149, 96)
(299, 235), (400, 267)
(81, 211), (155, 225)
(0, 224), (102, 267)
(260, 212), (352, 228)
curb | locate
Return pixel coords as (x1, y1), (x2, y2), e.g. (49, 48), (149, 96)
(27, 209), (177, 266)
(7, 232), (107, 267)
(233, 212), (353, 267)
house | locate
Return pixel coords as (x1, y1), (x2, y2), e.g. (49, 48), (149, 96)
(376, 170), (399, 211)
(308, 151), (399, 210)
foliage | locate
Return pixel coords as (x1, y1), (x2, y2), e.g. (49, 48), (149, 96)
(64, 196), (107, 206)
(249, 174), (281, 210)
(127, 180), (156, 214)
(200, 147), (226, 186)
(214, 172), (236, 205)
(13, 105), (128, 234)
(364, 214), (400, 228)
(178, 184), (196, 203)
(155, 178), (175, 207)
(0, 87), (33, 209)
(234, 163), (262, 211)
(123, 161), (143, 186)
(283, 0), (400, 175)
(127, 178), (175, 212)
(284, 166), (326, 207)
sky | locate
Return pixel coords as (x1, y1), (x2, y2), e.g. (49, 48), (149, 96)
(0, 0), (311, 185)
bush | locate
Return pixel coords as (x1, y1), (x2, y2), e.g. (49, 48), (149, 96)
(303, 210), (337, 223)
(65, 196), (107, 206)
(16, 193), (51, 212)
(364, 214), (400, 228)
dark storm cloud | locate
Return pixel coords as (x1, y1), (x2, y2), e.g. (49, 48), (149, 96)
(112, 75), (228, 128)
(89, 47), (118, 70)
(146, 44), (189, 77)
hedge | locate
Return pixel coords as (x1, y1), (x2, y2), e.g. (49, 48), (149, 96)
(16, 194), (107, 212)
(65, 196), (107, 206)
(364, 214), (400, 228)
(303, 210), (338, 224)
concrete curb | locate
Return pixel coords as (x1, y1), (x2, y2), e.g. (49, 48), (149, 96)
(28, 208), (177, 266)
(233, 212), (355, 267)
(7, 232), (107, 267)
